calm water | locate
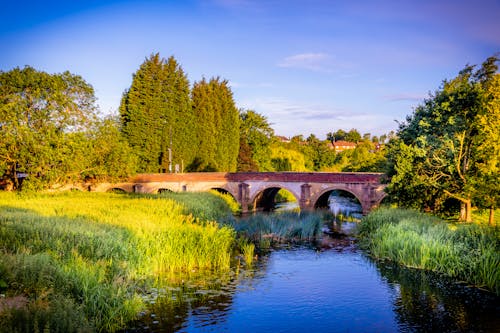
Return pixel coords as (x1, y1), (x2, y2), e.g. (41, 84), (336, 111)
(129, 195), (499, 332)
(133, 238), (499, 332)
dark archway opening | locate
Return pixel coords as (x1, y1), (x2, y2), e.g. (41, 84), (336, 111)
(107, 188), (126, 194)
(254, 187), (282, 212)
(158, 188), (174, 194)
(211, 188), (230, 195)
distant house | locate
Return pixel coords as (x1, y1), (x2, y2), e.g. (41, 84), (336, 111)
(330, 140), (357, 152)
(276, 136), (291, 143)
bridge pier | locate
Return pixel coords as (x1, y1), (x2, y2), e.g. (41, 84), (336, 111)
(238, 183), (250, 213)
(299, 183), (313, 211)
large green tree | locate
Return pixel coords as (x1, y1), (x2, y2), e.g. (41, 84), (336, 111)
(300, 134), (335, 171)
(238, 110), (274, 171)
(85, 116), (138, 182)
(189, 77), (239, 171)
(0, 66), (98, 190)
(387, 55), (500, 221)
(120, 53), (194, 173)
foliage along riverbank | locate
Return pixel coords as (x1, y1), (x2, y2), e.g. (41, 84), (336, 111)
(358, 208), (500, 295)
(0, 191), (238, 332)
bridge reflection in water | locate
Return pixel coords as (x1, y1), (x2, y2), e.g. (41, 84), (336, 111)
(87, 172), (387, 215)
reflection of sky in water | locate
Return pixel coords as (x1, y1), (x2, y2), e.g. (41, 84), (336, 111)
(274, 193), (362, 219)
(329, 194), (362, 219)
(185, 248), (399, 333)
(163, 248), (499, 333)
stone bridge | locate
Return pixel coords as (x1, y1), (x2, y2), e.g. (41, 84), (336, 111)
(89, 172), (387, 214)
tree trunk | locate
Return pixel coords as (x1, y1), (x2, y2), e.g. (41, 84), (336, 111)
(489, 207), (495, 226)
(465, 199), (472, 222)
(459, 203), (466, 221)
(458, 200), (472, 222)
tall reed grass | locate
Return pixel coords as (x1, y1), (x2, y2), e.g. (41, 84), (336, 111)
(0, 191), (236, 332)
(228, 211), (323, 248)
(358, 208), (500, 295)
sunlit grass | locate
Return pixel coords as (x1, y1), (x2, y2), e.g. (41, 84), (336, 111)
(0, 191), (236, 332)
(358, 208), (500, 295)
(472, 208), (499, 226)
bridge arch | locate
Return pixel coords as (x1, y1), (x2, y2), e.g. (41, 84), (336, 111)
(210, 187), (239, 204)
(107, 187), (128, 193)
(314, 188), (362, 209)
(250, 184), (300, 212)
(157, 188), (174, 194)
(311, 185), (367, 213)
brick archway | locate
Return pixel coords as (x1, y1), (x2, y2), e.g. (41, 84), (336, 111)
(86, 172), (387, 214)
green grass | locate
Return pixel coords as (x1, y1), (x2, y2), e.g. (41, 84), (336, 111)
(0, 191), (236, 332)
(358, 208), (500, 295)
(472, 208), (499, 226)
(228, 211), (323, 249)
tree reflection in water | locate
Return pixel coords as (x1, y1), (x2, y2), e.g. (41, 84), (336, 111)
(376, 262), (500, 332)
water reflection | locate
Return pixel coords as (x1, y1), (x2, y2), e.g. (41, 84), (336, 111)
(377, 263), (500, 332)
(125, 205), (499, 333)
(126, 243), (499, 332)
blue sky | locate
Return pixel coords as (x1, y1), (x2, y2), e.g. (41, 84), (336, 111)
(2, 0), (499, 138)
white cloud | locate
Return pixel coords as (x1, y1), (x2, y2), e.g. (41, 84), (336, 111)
(277, 53), (336, 72)
(238, 97), (396, 138)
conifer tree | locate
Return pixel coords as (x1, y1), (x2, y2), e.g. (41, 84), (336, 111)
(190, 77), (239, 171)
(120, 54), (194, 173)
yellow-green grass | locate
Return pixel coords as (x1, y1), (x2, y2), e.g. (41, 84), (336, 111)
(358, 208), (500, 295)
(472, 208), (499, 226)
(0, 191), (236, 332)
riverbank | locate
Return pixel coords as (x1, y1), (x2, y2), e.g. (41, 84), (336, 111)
(0, 191), (238, 332)
(358, 208), (500, 295)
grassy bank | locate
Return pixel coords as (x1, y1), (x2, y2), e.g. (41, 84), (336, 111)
(0, 191), (236, 332)
(358, 208), (500, 295)
(229, 211), (323, 250)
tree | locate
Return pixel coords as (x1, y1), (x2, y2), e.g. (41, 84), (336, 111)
(326, 132), (335, 145)
(345, 128), (361, 142)
(190, 77), (239, 171)
(331, 129), (347, 141)
(270, 144), (308, 171)
(301, 134), (335, 171)
(470, 72), (500, 224)
(237, 132), (258, 171)
(387, 55), (500, 221)
(85, 117), (138, 182)
(120, 54), (194, 173)
(238, 110), (274, 171)
(0, 66), (98, 190)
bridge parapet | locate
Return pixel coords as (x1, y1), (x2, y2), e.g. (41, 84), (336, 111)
(92, 172), (387, 214)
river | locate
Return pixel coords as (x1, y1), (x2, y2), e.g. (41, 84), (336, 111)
(128, 194), (499, 332)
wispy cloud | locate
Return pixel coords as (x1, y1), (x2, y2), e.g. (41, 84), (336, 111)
(239, 97), (398, 137)
(278, 53), (340, 73)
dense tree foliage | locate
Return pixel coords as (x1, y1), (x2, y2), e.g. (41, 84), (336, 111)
(0, 66), (95, 189)
(119, 54), (194, 173)
(0, 57), (393, 193)
(189, 77), (239, 171)
(238, 110), (274, 171)
(0, 66), (134, 190)
(270, 145), (308, 171)
(386, 55), (500, 223)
